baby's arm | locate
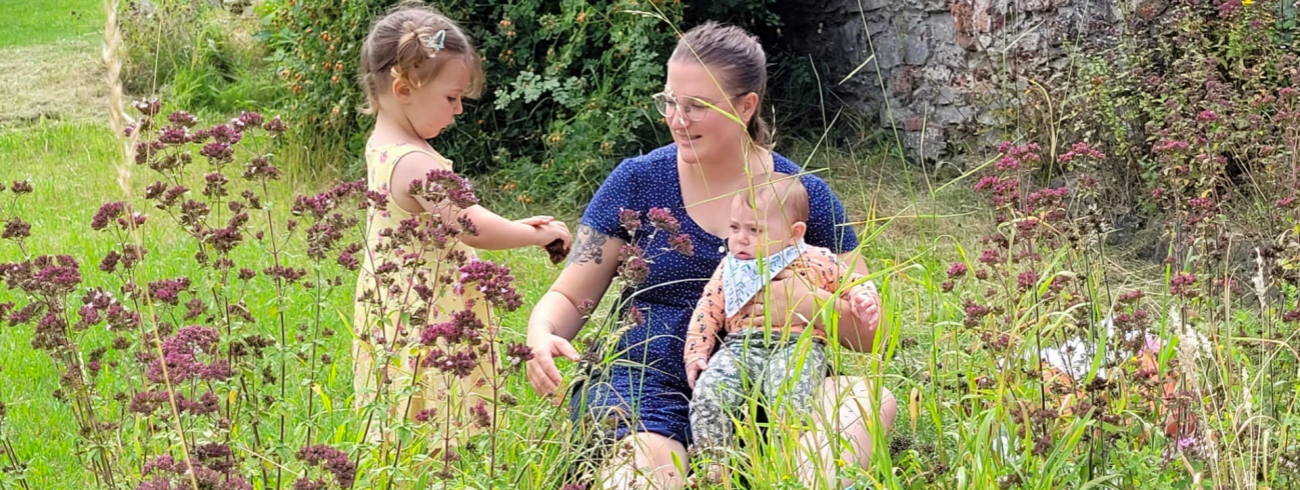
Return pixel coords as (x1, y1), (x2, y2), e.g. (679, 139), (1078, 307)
(390, 153), (571, 251)
(685, 268), (726, 388)
(814, 248), (881, 331)
(839, 270), (881, 331)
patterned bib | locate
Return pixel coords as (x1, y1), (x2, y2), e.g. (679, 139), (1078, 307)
(722, 241), (806, 319)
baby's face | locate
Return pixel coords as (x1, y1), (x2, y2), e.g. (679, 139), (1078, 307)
(727, 194), (801, 260)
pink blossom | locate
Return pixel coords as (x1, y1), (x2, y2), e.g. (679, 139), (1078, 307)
(946, 262), (968, 278)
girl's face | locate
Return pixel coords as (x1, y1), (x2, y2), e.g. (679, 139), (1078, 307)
(662, 61), (757, 166)
(398, 58), (472, 139)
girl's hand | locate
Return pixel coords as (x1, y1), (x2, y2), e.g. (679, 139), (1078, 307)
(533, 220), (573, 251)
(526, 331), (580, 402)
(744, 269), (823, 329)
(686, 358), (708, 389)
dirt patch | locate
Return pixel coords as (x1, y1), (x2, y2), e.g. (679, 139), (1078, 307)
(0, 34), (108, 126)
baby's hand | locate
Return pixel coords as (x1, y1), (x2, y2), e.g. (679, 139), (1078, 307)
(850, 288), (881, 328)
(686, 358), (708, 389)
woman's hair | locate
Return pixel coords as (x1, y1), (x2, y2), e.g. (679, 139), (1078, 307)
(359, 1), (484, 114)
(669, 21), (771, 147)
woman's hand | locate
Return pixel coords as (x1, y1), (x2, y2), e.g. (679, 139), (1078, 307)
(526, 330), (580, 401)
(686, 359), (708, 389)
(744, 269), (827, 329)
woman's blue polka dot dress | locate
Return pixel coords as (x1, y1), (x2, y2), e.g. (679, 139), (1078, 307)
(571, 143), (860, 448)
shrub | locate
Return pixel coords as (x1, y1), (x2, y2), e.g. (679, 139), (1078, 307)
(1052, 0), (1299, 239)
(262, 0), (684, 203)
(120, 1), (281, 115)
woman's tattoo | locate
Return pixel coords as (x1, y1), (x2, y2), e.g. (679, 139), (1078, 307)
(568, 224), (608, 265)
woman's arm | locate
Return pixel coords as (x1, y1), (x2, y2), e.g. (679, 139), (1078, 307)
(525, 224), (625, 397)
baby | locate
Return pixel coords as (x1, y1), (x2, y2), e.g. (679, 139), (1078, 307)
(683, 172), (879, 476)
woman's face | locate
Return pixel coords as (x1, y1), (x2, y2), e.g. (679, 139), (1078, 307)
(662, 61), (756, 166)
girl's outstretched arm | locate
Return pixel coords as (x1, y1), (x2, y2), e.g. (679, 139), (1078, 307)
(457, 205), (571, 251)
(389, 152), (571, 251)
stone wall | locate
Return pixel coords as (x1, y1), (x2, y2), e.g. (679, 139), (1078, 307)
(771, 0), (1125, 161)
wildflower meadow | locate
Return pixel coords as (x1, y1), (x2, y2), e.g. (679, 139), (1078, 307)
(2, 0), (1300, 489)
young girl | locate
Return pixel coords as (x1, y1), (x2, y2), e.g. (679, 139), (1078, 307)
(351, 4), (571, 441)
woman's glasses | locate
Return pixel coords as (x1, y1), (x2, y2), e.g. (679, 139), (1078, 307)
(652, 92), (736, 122)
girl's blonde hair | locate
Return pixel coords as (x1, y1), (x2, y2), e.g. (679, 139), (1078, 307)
(359, 2), (484, 114)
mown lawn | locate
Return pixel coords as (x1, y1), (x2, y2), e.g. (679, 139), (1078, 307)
(0, 0), (102, 49)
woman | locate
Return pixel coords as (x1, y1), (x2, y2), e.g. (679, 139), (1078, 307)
(526, 22), (897, 489)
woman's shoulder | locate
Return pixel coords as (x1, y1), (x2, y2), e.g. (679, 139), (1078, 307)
(771, 151), (831, 194)
(612, 144), (677, 174)
(600, 144), (677, 189)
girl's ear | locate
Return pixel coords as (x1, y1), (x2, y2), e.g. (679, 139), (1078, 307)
(392, 77), (413, 105)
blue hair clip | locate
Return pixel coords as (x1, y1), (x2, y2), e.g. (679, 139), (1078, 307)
(424, 29), (447, 53)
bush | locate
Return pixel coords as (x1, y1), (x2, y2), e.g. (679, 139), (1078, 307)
(1052, 0), (1299, 237)
(920, 2), (1300, 486)
(120, 1), (282, 116)
(262, 0), (684, 204)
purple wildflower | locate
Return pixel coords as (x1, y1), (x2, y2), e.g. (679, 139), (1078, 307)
(458, 260), (523, 311)
(505, 342), (535, 366)
(619, 209), (642, 234)
(295, 445), (357, 488)
(133, 98), (161, 116)
(263, 116), (287, 135)
(946, 262), (968, 278)
(2, 217), (30, 240)
(1016, 271), (1039, 291)
(470, 400), (491, 428)
(669, 234), (694, 256)
(92, 202), (127, 231)
(647, 208), (680, 234)
(1170, 271), (1199, 297)
(167, 111), (197, 127)
(200, 142), (234, 163)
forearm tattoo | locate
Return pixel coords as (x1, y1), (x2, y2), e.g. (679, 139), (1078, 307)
(567, 224), (608, 265)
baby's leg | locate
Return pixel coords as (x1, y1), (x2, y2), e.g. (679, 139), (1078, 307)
(689, 346), (746, 459)
(762, 339), (827, 419)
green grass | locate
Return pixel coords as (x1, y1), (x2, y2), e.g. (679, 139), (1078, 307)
(0, 0), (102, 49)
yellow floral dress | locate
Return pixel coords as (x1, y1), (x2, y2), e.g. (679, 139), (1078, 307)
(352, 143), (496, 441)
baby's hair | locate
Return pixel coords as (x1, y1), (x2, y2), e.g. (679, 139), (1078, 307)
(739, 172), (809, 224)
(359, 1), (484, 114)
